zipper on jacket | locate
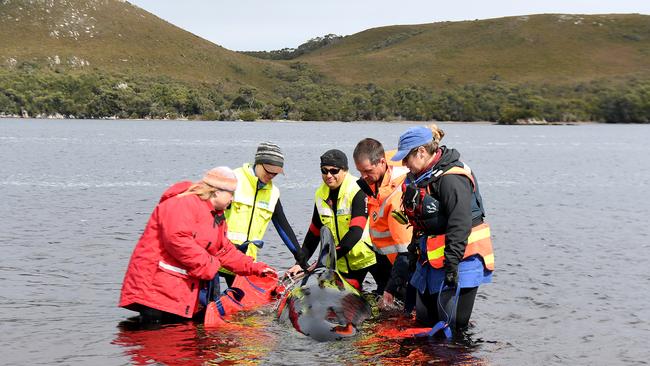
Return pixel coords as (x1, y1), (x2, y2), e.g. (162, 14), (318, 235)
(245, 184), (261, 241)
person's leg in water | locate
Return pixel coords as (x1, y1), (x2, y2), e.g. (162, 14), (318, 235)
(368, 253), (392, 295)
(415, 287), (478, 330)
(138, 305), (186, 324)
(222, 272), (235, 288)
(454, 287), (477, 330)
(342, 268), (370, 291)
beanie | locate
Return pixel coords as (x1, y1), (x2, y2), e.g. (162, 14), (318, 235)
(320, 149), (348, 170)
(254, 142), (284, 174)
(202, 166), (238, 192)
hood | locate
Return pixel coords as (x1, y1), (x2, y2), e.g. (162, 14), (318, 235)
(435, 146), (462, 171)
(158, 181), (193, 203)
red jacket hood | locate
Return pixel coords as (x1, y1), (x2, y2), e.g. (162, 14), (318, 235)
(158, 181), (193, 203)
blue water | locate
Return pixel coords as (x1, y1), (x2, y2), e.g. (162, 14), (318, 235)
(1, 119), (649, 365)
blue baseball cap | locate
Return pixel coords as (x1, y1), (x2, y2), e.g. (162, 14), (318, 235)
(391, 126), (433, 161)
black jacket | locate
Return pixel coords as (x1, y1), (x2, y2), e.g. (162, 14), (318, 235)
(420, 147), (476, 273)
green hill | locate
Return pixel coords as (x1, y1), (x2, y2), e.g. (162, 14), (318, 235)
(0, 0), (285, 93)
(294, 14), (650, 87)
(1, 2), (648, 122)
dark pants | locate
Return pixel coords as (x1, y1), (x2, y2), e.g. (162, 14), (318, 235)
(342, 267), (370, 290)
(137, 305), (187, 324)
(368, 253), (393, 295)
(221, 272), (235, 288)
(415, 286), (478, 330)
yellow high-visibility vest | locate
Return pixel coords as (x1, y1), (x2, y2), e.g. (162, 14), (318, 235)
(224, 163), (279, 261)
(315, 173), (376, 273)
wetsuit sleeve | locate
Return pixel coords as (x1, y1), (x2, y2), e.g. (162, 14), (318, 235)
(301, 204), (322, 261)
(271, 199), (301, 258)
(438, 174), (473, 272)
(336, 190), (368, 259)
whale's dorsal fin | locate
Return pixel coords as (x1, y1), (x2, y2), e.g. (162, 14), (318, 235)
(317, 226), (337, 270)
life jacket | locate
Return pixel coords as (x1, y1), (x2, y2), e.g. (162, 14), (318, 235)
(315, 173), (376, 273)
(224, 163), (280, 260)
(418, 164), (494, 270)
(367, 164), (412, 264)
(424, 222), (494, 270)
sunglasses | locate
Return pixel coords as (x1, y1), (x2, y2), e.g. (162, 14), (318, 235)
(261, 165), (278, 176)
(320, 167), (341, 175)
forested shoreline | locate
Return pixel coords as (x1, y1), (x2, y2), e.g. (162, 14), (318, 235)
(1, 68), (648, 123)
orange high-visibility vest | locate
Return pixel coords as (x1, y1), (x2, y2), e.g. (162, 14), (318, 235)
(367, 165), (413, 264)
(423, 165), (494, 270)
(424, 223), (494, 270)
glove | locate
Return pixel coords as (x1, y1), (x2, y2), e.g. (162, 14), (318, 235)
(407, 241), (419, 273)
(444, 263), (458, 287)
(295, 247), (309, 270)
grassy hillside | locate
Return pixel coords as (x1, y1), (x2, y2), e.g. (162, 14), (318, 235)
(0, 0), (286, 93)
(294, 14), (650, 87)
(1, 3), (648, 122)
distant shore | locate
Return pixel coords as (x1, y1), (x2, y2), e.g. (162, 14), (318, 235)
(1, 115), (604, 124)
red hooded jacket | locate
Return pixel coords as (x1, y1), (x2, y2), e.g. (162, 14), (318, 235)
(119, 181), (268, 318)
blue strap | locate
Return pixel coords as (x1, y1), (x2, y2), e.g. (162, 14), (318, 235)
(272, 217), (298, 254)
(416, 282), (461, 339)
(216, 298), (226, 316)
(238, 240), (265, 254)
(244, 275), (267, 293)
(211, 273), (221, 302)
(415, 321), (448, 338)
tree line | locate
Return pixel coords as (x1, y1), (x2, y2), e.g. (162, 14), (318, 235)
(239, 34), (343, 60)
(1, 67), (649, 123)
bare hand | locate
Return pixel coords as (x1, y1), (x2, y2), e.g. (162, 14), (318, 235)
(260, 267), (277, 278)
(378, 291), (395, 310)
(287, 264), (303, 278)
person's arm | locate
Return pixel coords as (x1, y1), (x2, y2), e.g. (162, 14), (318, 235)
(384, 194), (413, 295)
(215, 234), (272, 276)
(158, 197), (225, 280)
(438, 174), (473, 280)
(336, 190), (368, 259)
(271, 199), (301, 258)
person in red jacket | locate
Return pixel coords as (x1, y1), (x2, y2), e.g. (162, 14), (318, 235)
(119, 166), (276, 323)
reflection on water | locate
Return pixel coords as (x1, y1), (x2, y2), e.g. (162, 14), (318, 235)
(114, 314), (278, 366)
(113, 309), (491, 366)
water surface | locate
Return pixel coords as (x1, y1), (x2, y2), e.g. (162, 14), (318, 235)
(1, 119), (648, 365)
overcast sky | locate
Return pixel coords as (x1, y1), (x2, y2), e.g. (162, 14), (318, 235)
(128, 0), (650, 51)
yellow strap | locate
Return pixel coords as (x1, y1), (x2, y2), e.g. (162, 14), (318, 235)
(483, 253), (494, 266)
(427, 245), (445, 260)
(468, 226), (490, 243)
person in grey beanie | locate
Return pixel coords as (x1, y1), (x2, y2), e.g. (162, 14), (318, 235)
(220, 142), (304, 287)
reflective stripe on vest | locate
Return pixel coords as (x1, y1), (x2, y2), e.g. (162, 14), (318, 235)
(315, 173), (376, 273)
(367, 165), (411, 264)
(424, 223), (494, 270)
(225, 164), (280, 260)
(375, 242), (410, 256)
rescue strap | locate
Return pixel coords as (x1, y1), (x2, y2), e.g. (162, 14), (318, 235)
(415, 282), (460, 339)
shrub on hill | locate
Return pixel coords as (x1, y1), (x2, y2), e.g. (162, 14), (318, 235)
(1, 67), (648, 122)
